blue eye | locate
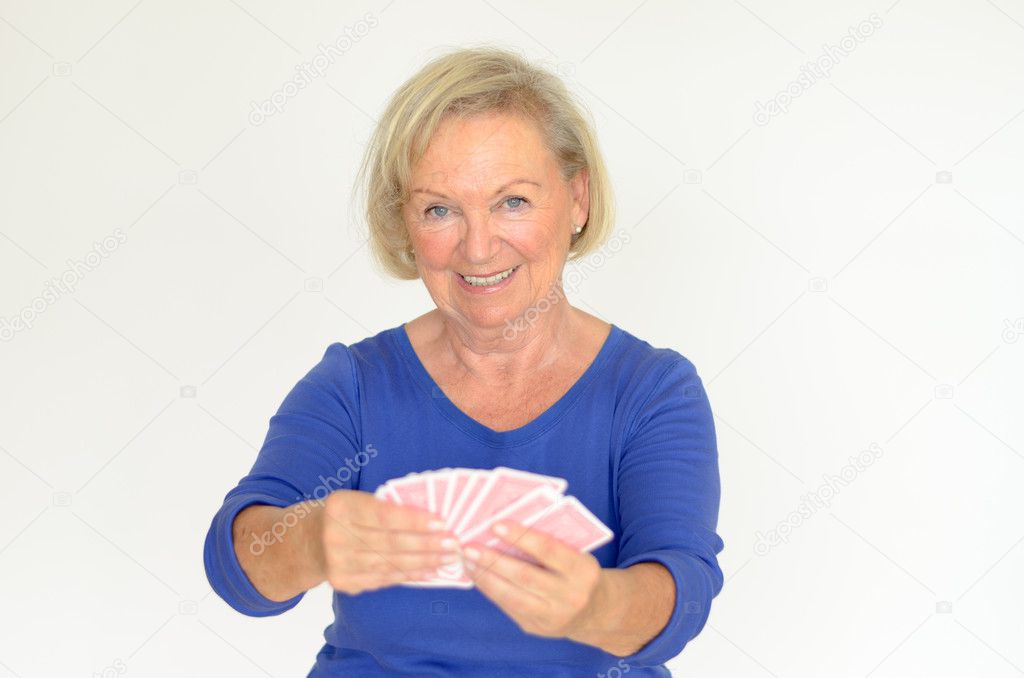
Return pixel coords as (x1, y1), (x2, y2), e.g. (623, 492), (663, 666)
(505, 196), (527, 210)
(426, 205), (449, 219)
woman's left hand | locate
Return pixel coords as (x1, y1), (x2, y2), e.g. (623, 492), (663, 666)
(462, 521), (607, 640)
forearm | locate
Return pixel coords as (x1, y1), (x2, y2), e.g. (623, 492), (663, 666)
(567, 562), (676, 657)
(232, 501), (326, 602)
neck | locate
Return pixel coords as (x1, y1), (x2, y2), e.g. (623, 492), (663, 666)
(437, 292), (579, 386)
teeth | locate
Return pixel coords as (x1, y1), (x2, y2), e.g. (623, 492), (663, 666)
(461, 266), (516, 286)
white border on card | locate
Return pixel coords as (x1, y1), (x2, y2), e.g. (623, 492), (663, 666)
(441, 469), (461, 519)
(425, 471), (437, 513)
(446, 470), (487, 532)
(399, 577), (474, 589)
(427, 468), (450, 513)
(453, 470), (500, 535)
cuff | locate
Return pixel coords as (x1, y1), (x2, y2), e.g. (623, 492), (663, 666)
(614, 549), (719, 667)
(203, 493), (305, 617)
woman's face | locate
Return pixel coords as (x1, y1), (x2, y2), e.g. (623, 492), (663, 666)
(403, 111), (589, 337)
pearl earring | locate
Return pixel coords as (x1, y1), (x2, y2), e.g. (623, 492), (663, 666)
(573, 224), (582, 233)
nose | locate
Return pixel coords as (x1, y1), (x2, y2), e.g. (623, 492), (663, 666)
(461, 210), (501, 265)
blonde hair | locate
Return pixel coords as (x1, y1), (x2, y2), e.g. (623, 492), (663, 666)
(354, 45), (615, 280)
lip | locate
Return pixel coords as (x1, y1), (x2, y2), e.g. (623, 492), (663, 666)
(454, 264), (520, 293)
(458, 265), (518, 278)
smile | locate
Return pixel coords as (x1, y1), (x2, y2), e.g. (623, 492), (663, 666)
(458, 265), (520, 287)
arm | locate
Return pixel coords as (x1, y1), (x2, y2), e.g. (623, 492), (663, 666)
(566, 561), (676, 656)
(605, 356), (725, 665)
(231, 501), (326, 603)
(473, 358), (724, 659)
(463, 356), (723, 661)
(203, 343), (362, 616)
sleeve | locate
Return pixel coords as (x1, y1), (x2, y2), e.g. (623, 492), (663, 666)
(613, 356), (725, 666)
(202, 342), (364, 617)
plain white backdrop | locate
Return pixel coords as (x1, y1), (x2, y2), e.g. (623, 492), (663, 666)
(1, 1), (1022, 676)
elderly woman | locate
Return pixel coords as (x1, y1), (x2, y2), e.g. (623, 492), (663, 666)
(204, 46), (724, 676)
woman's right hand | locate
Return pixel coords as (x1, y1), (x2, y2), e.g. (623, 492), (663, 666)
(318, 489), (461, 595)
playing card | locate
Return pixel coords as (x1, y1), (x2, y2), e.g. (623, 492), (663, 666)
(439, 475), (562, 583)
(399, 575), (474, 589)
(520, 495), (613, 553)
(444, 469), (488, 532)
(453, 467), (566, 538)
(387, 473), (430, 510)
(461, 484), (562, 545)
(374, 483), (401, 503)
(441, 469), (467, 518)
(425, 471), (438, 513)
(381, 472), (472, 587)
(373, 466), (612, 589)
(429, 469), (452, 514)
(426, 559), (472, 587)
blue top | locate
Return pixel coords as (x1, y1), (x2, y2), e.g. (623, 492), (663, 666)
(203, 323), (724, 677)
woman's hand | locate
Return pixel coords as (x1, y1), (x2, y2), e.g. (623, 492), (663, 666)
(461, 521), (608, 641)
(319, 490), (461, 595)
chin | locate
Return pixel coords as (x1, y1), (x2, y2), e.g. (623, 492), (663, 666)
(458, 303), (525, 332)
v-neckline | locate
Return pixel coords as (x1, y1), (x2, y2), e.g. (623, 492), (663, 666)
(392, 322), (623, 447)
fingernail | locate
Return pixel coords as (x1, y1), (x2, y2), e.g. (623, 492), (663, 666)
(464, 547), (480, 561)
(441, 553), (459, 564)
(492, 523), (508, 536)
(441, 537), (458, 550)
(427, 519), (446, 531)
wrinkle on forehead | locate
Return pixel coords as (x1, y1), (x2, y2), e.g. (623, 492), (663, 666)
(411, 112), (553, 201)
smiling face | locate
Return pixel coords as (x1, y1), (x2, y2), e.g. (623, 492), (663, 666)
(403, 111), (589, 336)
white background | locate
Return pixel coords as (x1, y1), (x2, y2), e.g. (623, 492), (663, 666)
(1, 1), (1023, 676)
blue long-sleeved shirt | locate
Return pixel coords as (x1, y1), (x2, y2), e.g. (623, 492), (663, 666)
(203, 322), (724, 676)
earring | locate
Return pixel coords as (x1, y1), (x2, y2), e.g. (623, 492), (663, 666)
(573, 224), (582, 233)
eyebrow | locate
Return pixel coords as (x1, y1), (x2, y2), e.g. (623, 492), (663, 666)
(410, 178), (541, 200)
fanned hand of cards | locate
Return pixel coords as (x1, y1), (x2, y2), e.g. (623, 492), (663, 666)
(373, 466), (613, 588)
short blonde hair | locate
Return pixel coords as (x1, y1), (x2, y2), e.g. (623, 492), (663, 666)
(354, 45), (615, 280)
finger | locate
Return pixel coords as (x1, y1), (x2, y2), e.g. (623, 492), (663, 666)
(331, 548), (448, 585)
(464, 550), (547, 614)
(346, 525), (460, 554)
(367, 502), (447, 533)
(349, 548), (460, 575)
(489, 521), (580, 575)
(464, 543), (559, 599)
(333, 492), (446, 533)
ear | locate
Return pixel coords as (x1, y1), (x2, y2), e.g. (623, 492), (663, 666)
(570, 167), (590, 231)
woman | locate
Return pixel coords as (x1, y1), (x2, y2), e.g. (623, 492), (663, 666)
(204, 46), (724, 677)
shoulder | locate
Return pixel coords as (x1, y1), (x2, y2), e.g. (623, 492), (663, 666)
(609, 326), (711, 435)
(311, 324), (420, 396)
(610, 325), (704, 396)
(299, 326), (403, 395)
